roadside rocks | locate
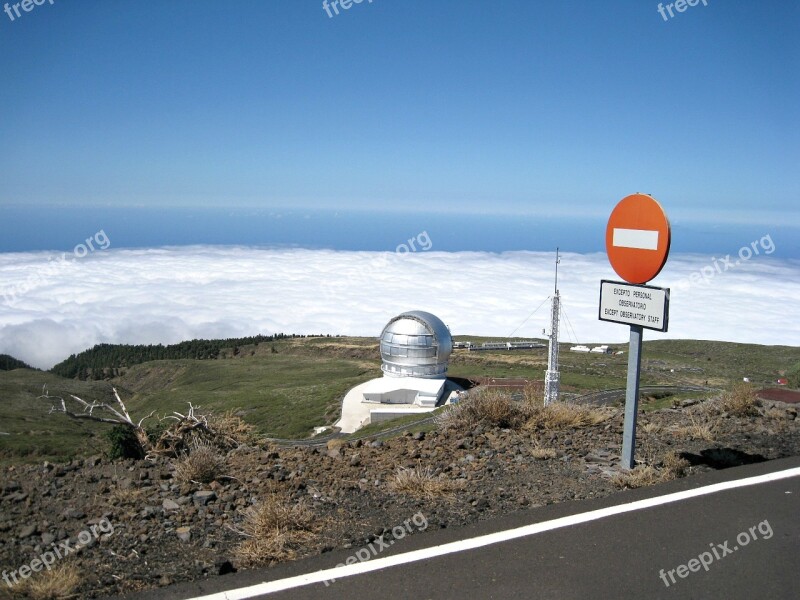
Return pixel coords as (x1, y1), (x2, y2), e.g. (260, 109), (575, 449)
(162, 498), (181, 511)
(192, 491), (217, 506)
(0, 402), (797, 599)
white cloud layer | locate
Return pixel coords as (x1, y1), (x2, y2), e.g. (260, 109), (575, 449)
(0, 246), (798, 370)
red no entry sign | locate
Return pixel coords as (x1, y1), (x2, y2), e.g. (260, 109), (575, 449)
(605, 193), (671, 284)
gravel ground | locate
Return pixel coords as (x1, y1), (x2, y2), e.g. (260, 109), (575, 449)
(0, 398), (797, 599)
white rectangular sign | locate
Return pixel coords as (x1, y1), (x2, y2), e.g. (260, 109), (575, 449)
(612, 227), (659, 250)
(599, 280), (669, 332)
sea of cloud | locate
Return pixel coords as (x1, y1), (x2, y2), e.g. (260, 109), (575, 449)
(0, 245), (798, 370)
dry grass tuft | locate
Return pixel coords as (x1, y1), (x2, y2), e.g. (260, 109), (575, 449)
(99, 485), (145, 508)
(435, 389), (527, 431)
(325, 438), (346, 457)
(674, 416), (715, 441)
(235, 495), (322, 566)
(611, 465), (662, 489)
(612, 451), (690, 489)
(642, 422), (662, 434)
(436, 389), (610, 434)
(207, 410), (258, 446)
(718, 383), (760, 417)
(661, 451), (691, 479)
(763, 407), (786, 420)
(388, 466), (466, 499)
(473, 391), (525, 428)
(523, 382), (543, 405)
(13, 561), (82, 599)
(525, 402), (611, 431)
(173, 439), (226, 484)
(531, 446), (557, 460)
(433, 403), (470, 430)
(326, 438), (346, 451)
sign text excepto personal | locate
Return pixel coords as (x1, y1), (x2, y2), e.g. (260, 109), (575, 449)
(598, 280), (670, 332)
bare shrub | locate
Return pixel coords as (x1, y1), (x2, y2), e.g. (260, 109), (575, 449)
(388, 466), (466, 499)
(718, 383), (760, 417)
(235, 495), (321, 566)
(173, 439), (226, 484)
(13, 561), (81, 599)
(149, 404), (216, 458)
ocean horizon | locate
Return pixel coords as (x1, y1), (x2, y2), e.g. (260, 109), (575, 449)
(2, 205), (799, 258)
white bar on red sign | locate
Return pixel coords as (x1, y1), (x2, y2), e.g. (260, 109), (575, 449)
(612, 228), (659, 250)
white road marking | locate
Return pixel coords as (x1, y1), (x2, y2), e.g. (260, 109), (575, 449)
(188, 466), (800, 599)
(613, 228), (659, 250)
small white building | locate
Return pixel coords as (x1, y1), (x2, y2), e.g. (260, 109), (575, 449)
(361, 376), (446, 408)
(570, 345), (591, 353)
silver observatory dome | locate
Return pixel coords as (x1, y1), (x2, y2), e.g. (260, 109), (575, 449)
(379, 310), (452, 378)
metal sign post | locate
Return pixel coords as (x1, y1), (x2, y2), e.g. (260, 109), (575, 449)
(621, 324), (643, 469)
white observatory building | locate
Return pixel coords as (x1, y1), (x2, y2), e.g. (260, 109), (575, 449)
(335, 310), (460, 433)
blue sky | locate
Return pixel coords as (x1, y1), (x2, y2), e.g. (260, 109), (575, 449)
(1, 1), (799, 359)
(1, 1), (798, 241)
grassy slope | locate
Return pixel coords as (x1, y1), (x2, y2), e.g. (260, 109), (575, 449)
(449, 337), (799, 391)
(0, 337), (797, 464)
(0, 370), (113, 464)
(114, 353), (374, 439)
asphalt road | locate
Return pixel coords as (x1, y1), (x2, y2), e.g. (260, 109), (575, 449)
(115, 456), (800, 600)
(576, 384), (711, 406)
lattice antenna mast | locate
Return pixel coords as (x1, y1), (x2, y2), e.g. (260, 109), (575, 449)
(544, 248), (561, 406)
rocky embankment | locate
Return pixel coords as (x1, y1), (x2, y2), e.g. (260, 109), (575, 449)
(0, 397), (797, 599)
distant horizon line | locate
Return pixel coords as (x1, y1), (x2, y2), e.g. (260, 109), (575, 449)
(5, 244), (799, 261)
(3, 202), (798, 227)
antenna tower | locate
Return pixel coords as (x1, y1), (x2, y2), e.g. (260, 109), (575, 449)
(544, 248), (561, 406)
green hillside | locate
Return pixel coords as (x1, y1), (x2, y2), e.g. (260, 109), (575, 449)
(0, 336), (797, 465)
(49, 333), (323, 379)
(113, 353), (375, 438)
(0, 369), (113, 464)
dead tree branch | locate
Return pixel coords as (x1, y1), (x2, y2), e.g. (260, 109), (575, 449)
(40, 385), (154, 454)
